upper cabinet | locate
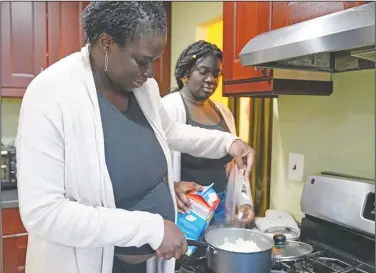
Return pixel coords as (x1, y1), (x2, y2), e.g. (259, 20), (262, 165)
(47, 2), (88, 66)
(222, 2), (272, 96)
(153, 2), (171, 97)
(1, 1), (171, 98)
(1, 2), (47, 96)
(222, 1), (370, 97)
(1, 2), (87, 98)
(271, 1), (368, 29)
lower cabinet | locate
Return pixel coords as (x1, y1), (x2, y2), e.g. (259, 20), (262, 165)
(3, 234), (28, 273)
(2, 208), (28, 273)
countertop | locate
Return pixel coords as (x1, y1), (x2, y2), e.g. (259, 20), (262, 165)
(1, 189), (18, 209)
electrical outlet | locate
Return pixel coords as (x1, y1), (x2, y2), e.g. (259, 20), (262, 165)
(288, 153), (304, 182)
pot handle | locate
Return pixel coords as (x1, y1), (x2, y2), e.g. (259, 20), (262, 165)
(186, 240), (218, 255)
(177, 253), (190, 265)
(186, 240), (208, 248)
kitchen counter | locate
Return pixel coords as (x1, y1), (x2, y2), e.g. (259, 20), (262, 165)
(1, 189), (18, 209)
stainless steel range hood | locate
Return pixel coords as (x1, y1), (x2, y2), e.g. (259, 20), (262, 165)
(240, 3), (375, 73)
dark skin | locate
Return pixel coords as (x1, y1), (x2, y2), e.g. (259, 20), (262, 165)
(89, 31), (188, 262)
(89, 31), (255, 260)
(176, 55), (255, 226)
(180, 54), (222, 125)
(89, 32), (166, 112)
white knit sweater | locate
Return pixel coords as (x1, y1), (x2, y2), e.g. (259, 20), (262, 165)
(16, 46), (238, 273)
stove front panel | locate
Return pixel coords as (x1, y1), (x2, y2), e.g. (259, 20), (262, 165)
(301, 175), (374, 236)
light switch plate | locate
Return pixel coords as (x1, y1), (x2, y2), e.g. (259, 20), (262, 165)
(288, 153), (304, 182)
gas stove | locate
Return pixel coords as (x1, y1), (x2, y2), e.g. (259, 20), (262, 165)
(273, 249), (374, 273)
(176, 173), (375, 273)
(178, 248), (374, 273)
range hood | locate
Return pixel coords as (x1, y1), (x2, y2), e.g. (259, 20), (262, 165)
(240, 2), (375, 73)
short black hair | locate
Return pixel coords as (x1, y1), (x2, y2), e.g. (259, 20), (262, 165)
(174, 40), (222, 89)
(81, 1), (167, 45)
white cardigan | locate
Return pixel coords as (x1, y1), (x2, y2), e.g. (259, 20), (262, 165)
(162, 92), (253, 216)
(16, 46), (238, 273)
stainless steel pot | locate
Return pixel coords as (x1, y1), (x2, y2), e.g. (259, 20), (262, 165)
(187, 228), (274, 273)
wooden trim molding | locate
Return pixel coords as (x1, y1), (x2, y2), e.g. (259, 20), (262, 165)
(2, 88), (25, 98)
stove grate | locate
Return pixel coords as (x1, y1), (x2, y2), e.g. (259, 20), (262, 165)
(274, 250), (373, 273)
(175, 250), (375, 273)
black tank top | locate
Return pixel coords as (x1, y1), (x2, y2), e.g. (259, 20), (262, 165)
(180, 94), (233, 193)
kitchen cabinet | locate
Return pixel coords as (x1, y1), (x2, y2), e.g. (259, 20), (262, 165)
(343, 2), (369, 9)
(153, 2), (171, 97)
(222, 1), (369, 96)
(2, 208), (28, 273)
(3, 235), (27, 273)
(222, 2), (272, 96)
(47, 2), (89, 66)
(1, 2), (47, 97)
(1, 1), (171, 98)
(271, 1), (369, 28)
(1, 1), (87, 98)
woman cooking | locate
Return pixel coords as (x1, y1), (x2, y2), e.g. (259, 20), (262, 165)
(16, 2), (255, 273)
(163, 40), (255, 226)
(163, 42), (255, 271)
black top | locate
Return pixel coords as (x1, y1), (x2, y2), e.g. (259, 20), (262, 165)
(97, 91), (175, 258)
(180, 95), (233, 193)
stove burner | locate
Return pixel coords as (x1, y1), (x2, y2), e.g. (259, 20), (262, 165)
(274, 251), (373, 273)
(177, 266), (200, 273)
(274, 260), (313, 273)
(176, 251), (374, 273)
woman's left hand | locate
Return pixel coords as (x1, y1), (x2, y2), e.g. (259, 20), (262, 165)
(228, 139), (255, 178)
(238, 204), (255, 226)
(175, 181), (203, 213)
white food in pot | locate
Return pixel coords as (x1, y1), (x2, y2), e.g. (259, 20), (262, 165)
(218, 238), (261, 253)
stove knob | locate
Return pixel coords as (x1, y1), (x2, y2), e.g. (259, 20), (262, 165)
(273, 234), (287, 246)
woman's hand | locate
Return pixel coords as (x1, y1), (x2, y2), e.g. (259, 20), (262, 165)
(174, 181), (203, 213)
(228, 139), (255, 179)
(238, 204), (255, 226)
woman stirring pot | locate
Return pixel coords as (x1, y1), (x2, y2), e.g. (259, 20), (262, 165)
(162, 41), (255, 267)
(16, 3), (256, 273)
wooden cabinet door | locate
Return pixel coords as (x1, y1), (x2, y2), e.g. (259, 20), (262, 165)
(1, 2), (47, 93)
(47, 2), (89, 66)
(153, 2), (171, 97)
(2, 208), (27, 236)
(223, 2), (271, 82)
(344, 1), (369, 9)
(272, 2), (369, 30)
(2, 208), (28, 273)
(2, 234), (28, 273)
(222, 2), (272, 96)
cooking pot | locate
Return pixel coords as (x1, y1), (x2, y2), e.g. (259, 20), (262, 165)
(181, 228), (313, 273)
(186, 228), (274, 273)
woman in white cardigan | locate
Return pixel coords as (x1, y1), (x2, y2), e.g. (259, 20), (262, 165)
(16, 2), (255, 273)
(162, 41), (255, 229)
